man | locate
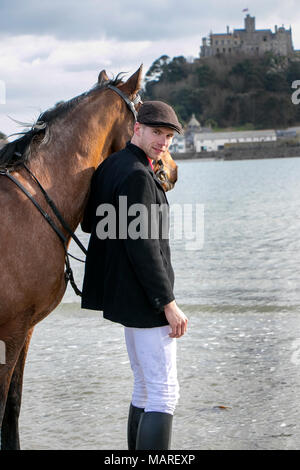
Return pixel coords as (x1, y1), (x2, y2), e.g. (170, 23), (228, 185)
(81, 101), (188, 450)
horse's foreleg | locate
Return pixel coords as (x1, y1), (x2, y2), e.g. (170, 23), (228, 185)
(1, 328), (34, 450)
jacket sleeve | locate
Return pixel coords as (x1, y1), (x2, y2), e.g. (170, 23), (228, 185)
(119, 170), (175, 312)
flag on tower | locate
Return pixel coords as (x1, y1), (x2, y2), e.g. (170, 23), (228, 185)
(242, 8), (249, 12)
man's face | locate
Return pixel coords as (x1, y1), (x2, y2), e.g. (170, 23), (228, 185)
(133, 123), (175, 161)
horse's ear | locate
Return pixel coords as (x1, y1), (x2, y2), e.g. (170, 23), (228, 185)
(98, 70), (109, 85)
(121, 65), (143, 95)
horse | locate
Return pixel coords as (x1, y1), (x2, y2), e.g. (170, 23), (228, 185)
(0, 66), (178, 450)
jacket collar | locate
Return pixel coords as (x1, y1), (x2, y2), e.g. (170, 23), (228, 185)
(126, 141), (151, 169)
(126, 141), (166, 194)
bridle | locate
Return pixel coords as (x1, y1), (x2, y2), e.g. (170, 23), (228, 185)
(0, 86), (174, 296)
(0, 86), (143, 296)
(107, 84), (142, 121)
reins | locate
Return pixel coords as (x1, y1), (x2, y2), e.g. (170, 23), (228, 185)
(0, 164), (83, 296)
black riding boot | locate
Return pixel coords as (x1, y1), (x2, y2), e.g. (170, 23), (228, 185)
(127, 403), (145, 450)
(135, 411), (173, 450)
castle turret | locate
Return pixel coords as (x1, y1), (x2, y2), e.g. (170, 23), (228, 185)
(245, 14), (255, 33)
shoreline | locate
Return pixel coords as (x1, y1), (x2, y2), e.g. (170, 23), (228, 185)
(173, 141), (300, 161)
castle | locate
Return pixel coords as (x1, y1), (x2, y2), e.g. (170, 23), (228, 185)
(200, 14), (294, 58)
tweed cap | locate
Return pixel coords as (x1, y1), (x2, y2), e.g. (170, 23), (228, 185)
(137, 101), (182, 134)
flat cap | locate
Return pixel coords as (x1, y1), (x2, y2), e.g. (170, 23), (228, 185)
(137, 100), (183, 134)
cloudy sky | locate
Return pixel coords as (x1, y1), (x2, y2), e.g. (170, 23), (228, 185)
(1, 0), (300, 137)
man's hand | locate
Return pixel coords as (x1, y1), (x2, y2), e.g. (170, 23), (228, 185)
(164, 300), (188, 338)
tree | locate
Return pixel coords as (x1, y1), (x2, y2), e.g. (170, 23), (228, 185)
(161, 56), (188, 83)
(145, 55), (170, 83)
(196, 64), (216, 87)
(144, 53), (300, 129)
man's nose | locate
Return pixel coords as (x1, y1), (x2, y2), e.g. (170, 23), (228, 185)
(158, 135), (168, 147)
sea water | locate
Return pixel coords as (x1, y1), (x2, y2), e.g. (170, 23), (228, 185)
(20, 157), (300, 449)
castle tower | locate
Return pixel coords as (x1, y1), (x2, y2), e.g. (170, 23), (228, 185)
(245, 14), (255, 33)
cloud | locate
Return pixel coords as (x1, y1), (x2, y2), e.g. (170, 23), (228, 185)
(1, 0), (300, 136)
(1, 0), (298, 42)
(0, 24), (204, 136)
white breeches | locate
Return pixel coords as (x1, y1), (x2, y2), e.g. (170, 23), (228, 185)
(124, 325), (179, 415)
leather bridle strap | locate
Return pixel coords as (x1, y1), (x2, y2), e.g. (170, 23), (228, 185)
(107, 85), (142, 121)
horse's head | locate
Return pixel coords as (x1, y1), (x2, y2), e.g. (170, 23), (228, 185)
(152, 150), (178, 192)
(99, 66), (143, 156)
(97, 67), (178, 191)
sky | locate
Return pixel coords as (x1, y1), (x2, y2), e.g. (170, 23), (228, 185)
(1, 0), (300, 137)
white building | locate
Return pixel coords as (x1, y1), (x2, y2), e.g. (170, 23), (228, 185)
(194, 129), (277, 152)
(169, 134), (186, 153)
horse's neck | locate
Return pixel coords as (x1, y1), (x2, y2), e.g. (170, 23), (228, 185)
(32, 103), (113, 232)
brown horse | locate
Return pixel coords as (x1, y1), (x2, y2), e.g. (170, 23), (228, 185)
(0, 66), (178, 450)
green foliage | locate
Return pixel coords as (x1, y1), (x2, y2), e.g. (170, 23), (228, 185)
(145, 55), (171, 82)
(143, 53), (300, 129)
(196, 64), (216, 87)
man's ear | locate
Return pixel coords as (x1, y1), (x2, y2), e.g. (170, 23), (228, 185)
(133, 121), (142, 135)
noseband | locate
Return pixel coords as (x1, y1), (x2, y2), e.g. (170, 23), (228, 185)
(155, 159), (175, 192)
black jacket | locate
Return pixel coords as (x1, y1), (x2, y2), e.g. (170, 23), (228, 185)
(81, 142), (175, 328)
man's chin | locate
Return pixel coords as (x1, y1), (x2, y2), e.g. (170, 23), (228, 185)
(151, 151), (164, 161)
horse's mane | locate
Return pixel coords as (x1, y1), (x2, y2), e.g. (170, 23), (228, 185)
(0, 74), (125, 171)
